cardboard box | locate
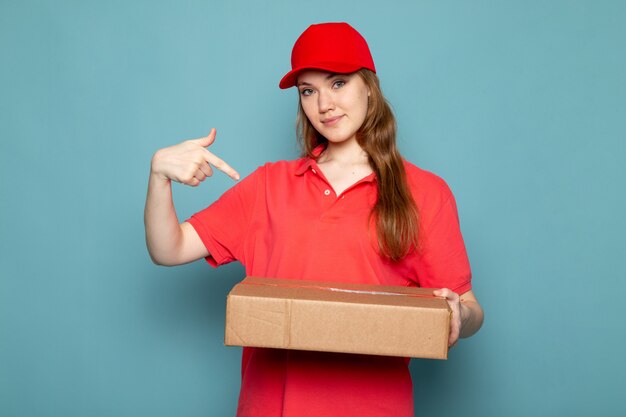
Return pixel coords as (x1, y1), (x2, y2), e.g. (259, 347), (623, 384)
(225, 277), (451, 359)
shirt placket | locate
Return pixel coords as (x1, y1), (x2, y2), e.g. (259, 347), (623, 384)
(307, 166), (375, 221)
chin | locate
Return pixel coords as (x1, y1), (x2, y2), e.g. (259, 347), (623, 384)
(324, 134), (354, 144)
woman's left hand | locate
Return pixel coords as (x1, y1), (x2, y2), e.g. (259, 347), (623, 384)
(433, 288), (463, 347)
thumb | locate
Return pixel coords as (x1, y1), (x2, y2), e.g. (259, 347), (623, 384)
(433, 288), (450, 299)
(190, 128), (216, 148)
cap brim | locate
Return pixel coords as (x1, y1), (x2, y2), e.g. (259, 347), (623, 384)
(278, 62), (365, 89)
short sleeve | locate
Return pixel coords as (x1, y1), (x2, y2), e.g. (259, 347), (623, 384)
(186, 167), (263, 267)
(414, 191), (472, 294)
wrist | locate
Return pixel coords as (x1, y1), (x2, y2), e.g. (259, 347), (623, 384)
(459, 302), (470, 333)
(149, 170), (171, 185)
(150, 150), (171, 181)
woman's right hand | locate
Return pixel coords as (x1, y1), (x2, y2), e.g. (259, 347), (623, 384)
(151, 128), (240, 186)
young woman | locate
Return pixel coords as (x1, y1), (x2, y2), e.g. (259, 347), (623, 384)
(145, 22), (483, 417)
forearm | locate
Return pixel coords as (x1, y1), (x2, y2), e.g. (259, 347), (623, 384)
(144, 172), (185, 265)
(459, 299), (484, 339)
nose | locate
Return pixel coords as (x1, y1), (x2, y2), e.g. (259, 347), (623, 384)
(317, 89), (334, 113)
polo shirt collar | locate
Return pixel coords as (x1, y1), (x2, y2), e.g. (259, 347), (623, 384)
(294, 144), (326, 176)
(294, 144), (377, 183)
(294, 157), (315, 176)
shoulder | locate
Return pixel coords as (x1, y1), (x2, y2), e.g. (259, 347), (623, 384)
(402, 160), (462, 233)
(262, 158), (305, 172)
(237, 157), (308, 189)
(402, 160), (454, 204)
(253, 156), (310, 178)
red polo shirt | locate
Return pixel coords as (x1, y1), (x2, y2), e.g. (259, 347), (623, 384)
(187, 155), (471, 417)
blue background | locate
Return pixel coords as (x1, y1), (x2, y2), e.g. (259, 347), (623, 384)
(1, 1), (625, 416)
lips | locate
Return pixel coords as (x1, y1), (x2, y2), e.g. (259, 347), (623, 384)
(321, 115), (344, 125)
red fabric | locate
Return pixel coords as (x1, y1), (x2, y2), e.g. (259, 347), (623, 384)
(279, 22), (376, 89)
(187, 155), (472, 417)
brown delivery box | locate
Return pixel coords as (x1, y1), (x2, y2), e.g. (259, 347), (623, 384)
(225, 277), (451, 359)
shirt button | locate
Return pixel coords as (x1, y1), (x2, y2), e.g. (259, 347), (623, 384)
(312, 169), (317, 174)
(324, 189), (331, 196)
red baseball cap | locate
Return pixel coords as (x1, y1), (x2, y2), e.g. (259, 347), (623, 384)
(279, 22), (376, 89)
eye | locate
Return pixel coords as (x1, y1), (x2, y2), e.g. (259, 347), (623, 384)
(332, 80), (346, 89)
(300, 88), (314, 96)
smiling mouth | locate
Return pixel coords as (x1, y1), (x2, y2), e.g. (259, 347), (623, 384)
(322, 115), (343, 125)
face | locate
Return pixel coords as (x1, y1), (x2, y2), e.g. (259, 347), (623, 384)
(297, 70), (370, 145)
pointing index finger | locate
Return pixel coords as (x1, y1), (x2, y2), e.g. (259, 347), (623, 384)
(205, 150), (240, 181)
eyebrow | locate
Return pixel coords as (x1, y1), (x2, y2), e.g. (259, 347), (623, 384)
(297, 73), (342, 87)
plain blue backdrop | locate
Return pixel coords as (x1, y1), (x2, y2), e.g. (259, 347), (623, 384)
(1, 1), (625, 416)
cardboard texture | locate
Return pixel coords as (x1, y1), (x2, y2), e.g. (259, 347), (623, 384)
(225, 277), (451, 360)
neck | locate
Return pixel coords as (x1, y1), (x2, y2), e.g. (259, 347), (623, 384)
(318, 138), (369, 166)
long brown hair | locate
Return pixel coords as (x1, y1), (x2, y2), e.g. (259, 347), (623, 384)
(296, 69), (419, 261)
